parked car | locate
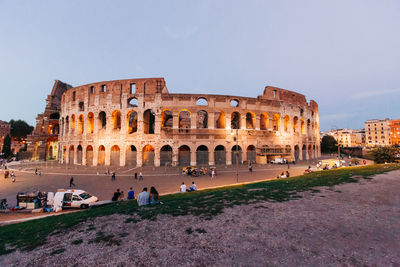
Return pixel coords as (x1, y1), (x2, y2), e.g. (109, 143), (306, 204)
(48, 189), (98, 210)
(270, 158), (286, 164)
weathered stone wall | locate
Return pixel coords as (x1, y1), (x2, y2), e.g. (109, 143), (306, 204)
(58, 78), (320, 167)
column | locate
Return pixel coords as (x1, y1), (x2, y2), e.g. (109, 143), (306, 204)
(137, 150), (143, 167)
(82, 147), (87, 166)
(172, 114), (179, 130)
(93, 146), (98, 166)
(172, 147), (178, 167)
(226, 113), (231, 130)
(191, 112), (197, 129)
(208, 112), (215, 129)
(137, 112), (144, 134)
(190, 150), (196, 166)
(241, 115), (246, 130)
(299, 145), (303, 161)
(255, 115), (260, 131)
(226, 148), (232, 165)
(73, 145), (78, 165)
(105, 145), (111, 166)
(120, 144), (126, 166)
(155, 112), (161, 135)
(209, 149), (215, 166)
(154, 148), (160, 167)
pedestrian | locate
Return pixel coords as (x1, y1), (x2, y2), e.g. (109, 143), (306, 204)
(137, 187), (150, 206)
(287, 160), (290, 169)
(69, 176), (75, 187)
(111, 172), (116, 181)
(211, 169), (215, 179)
(35, 168), (38, 175)
(139, 171), (143, 180)
(134, 172), (138, 180)
(249, 162), (253, 173)
(127, 187), (135, 200)
(286, 171), (290, 178)
(180, 182), (186, 192)
(112, 189), (121, 201)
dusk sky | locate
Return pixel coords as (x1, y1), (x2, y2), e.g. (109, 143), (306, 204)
(0, 0), (399, 130)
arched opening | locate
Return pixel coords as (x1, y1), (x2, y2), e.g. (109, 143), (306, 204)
(87, 112), (94, 134)
(86, 145), (93, 166)
(61, 118), (64, 136)
(110, 145), (120, 166)
(48, 122), (59, 135)
(98, 145), (105, 166)
(196, 97), (208, 106)
(160, 145), (173, 166)
(62, 146), (67, 163)
(65, 116), (69, 135)
(126, 145), (137, 166)
(98, 111), (107, 130)
(77, 115), (84, 134)
(179, 110), (191, 133)
(294, 145), (300, 161)
(313, 145), (316, 158)
(247, 145), (256, 163)
(77, 145), (83, 164)
(260, 113), (269, 130)
(143, 109), (155, 134)
(128, 98), (138, 107)
(50, 112), (60, 120)
(197, 110), (208, 129)
(231, 145), (242, 165)
(246, 112), (255, 129)
(293, 117), (298, 133)
(308, 145), (313, 159)
(301, 119), (305, 134)
(230, 99), (239, 107)
(178, 145), (191, 166)
(272, 114), (280, 131)
(215, 110), (225, 129)
(79, 102), (84, 112)
(284, 115), (290, 132)
(68, 145), (74, 165)
(32, 141), (40, 161)
(196, 145), (209, 166)
(48, 146), (53, 160)
(111, 110), (121, 130)
(70, 114), (76, 134)
(307, 119), (311, 135)
(214, 145), (226, 165)
(161, 109), (173, 128)
(302, 144), (307, 160)
(142, 145), (155, 166)
(231, 112), (240, 129)
(127, 111), (138, 134)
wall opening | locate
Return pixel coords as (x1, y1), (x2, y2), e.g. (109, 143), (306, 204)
(127, 111), (138, 134)
(272, 114), (280, 131)
(128, 98), (138, 107)
(160, 145), (173, 166)
(196, 145), (209, 166)
(215, 110), (225, 129)
(86, 145), (93, 166)
(230, 99), (239, 107)
(110, 145), (120, 166)
(77, 115), (84, 134)
(98, 145), (105, 165)
(231, 112), (240, 129)
(178, 145), (190, 166)
(179, 110), (191, 133)
(143, 109), (155, 134)
(197, 110), (208, 129)
(142, 144), (155, 166)
(99, 111), (106, 129)
(87, 112), (94, 134)
(214, 145), (226, 165)
(246, 112), (255, 129)
(111, 110), (121, 130)
(196, 97), (208, 106)
(161, 110), (173, 128)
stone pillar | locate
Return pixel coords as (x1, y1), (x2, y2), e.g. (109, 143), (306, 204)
(120, 144), (126, 166)
(299, 145), (303, 161)
(93, 146), (98, 166)
(121, 111), (128, 136)
(226, 113), (231, 130)
(255, 115), (260, 131)
(172, 147), (179, 167)
(137, 111), (144, 134)
(191, 112), (197, 129)
(82, 148), (87, 166)
(226, 148), (232, 165)
(155, 112), (161, 135)
(241, 114), (246, 130)
(190, 150), (197, 166)
(73, 146), (78, 165)
(105, 145), (111, 166)
(172, 114), (179, 130)
(209, 149), (215, 166)
(154, 148), (160, 167)
(137, 150), (143, 167)
(208, 112), (215, 129)
(66, 146), (70, 164)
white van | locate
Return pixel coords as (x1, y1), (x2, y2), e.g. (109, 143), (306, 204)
(49, 189), (98, 210)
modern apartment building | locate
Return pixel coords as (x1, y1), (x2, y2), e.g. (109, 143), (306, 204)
(365, 119), (391, 147)
(389, 119), (400, 146)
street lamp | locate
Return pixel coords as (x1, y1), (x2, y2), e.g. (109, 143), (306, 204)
(231, 129), (239, 183)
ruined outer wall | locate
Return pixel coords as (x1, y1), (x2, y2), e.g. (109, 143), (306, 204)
(58, 78), (320, 167)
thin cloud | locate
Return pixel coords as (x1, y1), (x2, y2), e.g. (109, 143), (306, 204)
(351, 88), (400, 99)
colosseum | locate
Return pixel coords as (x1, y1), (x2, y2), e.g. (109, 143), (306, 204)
(28, 77), (320, 167)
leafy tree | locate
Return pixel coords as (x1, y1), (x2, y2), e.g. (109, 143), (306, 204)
(371, 146), (400, 164)
(1, 134), (11, 158)
(9, 120), (33, 140)
(321, 135), (337, 153)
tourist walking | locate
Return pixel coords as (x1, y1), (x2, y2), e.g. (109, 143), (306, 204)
(249, 162), (253, 173)
(35, 168), (38, 175)
(69, 176), (75, 187)
(134, 172), (138, 180)
(111, 172), (116, 181)
(137, 187), (150, 206)
(211, 169), (215, 179)
(139, 171), (143, 180)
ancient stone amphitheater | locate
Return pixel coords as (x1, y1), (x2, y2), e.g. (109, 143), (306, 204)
(28, 78), (320, 167)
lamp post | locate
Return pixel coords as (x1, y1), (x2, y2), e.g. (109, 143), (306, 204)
(231, 129), (239, 183)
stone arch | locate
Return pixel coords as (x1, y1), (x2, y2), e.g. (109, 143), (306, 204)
(50, 112), (60, 120)
(179, 109), (191, 133)
(294, 145), (300, 162)
(230, 99), (239, 107)
(143, 109), (155, 134)
(65, 116), (69, 135)
(196, 97), (208, 106)
(308, 144), (313, 159)
(61, 117), (64, 136)
(272, 114), (280, 131)
(87, 112), (94, 134)
(111, 110), (121, 130)
(293, 116), (298, 133)
(247, 145), (256, 163)
(142, 144), (155, 166)
(161, 109), (173, 128)
(302, 144), (307, 160)
(231, 112), (240, 129)
(98, 145), (105, 166)
(307, 119), (311, 135)
(127, 111), (138, 134)
(214, 145), (226, 165)
(215, 110), (226, 129)
(178, 145), (191, 166)
(313, 144), (316, 158)
(77, 145), (83, 164)
(231, 145), (242, 164)
(284, 115), (290, 132)
(196, 145), (209, 166)
(197, 110), (208, 129)
(98, 111), (107, 130)
(260, 113), (269, 130)
(128, 97), (138, 107)
(77, 114), (84, 134)
(86, 145), (93, 166)
(110, 145), (120, 166)
(126, 145), (137, 166)
(301, 119), (305, 134)
(246, 112), (256, 129)
(68, 145), (74, 165)
(70, 114), (76, 133)
(160, 145), (173, 166)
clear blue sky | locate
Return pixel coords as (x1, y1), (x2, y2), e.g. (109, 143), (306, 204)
(0, 0), (399, 130)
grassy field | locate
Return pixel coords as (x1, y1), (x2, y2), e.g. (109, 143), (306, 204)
(1, 164), (399, 255)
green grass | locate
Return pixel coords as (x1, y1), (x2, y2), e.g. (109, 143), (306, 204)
(0, 164), (399, 255)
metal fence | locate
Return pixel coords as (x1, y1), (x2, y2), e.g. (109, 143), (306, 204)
(125, 151), (137, 166)
(214, 150), (226, 165)
(178, 151), (190, 166)
(160, 151), (172, 166)
(196, 151), (209, 166)
(142, 151), (155, 166)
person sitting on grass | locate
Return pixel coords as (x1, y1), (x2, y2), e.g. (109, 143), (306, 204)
(149, 186), (160, 205)
(137, 187), (149, 206)
(180, 182), (187, 193)
(280, 172), (286, 178)
(112, 189), (121, 201)
(127, 187), (135, 200)
(187, 181), (197, 192)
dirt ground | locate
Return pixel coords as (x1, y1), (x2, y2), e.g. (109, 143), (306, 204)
(1, 169), (399, 266)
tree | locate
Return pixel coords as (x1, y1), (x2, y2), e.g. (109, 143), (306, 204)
(371, 146), (400, 164)
(321, 135), (337, 153)
(1, 134), (11, 158)
(9, 120), (33, 140)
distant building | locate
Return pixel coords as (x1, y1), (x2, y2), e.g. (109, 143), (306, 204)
(0, 120), (11, 152)
(365, 119), (391, 147)
(331, 129), (365, 147)
(389, 119), (400, 146)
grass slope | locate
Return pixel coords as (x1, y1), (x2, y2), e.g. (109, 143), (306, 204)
(1, 164), (399, 255)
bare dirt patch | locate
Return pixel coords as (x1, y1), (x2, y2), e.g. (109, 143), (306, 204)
(1, 171), (399, 266)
